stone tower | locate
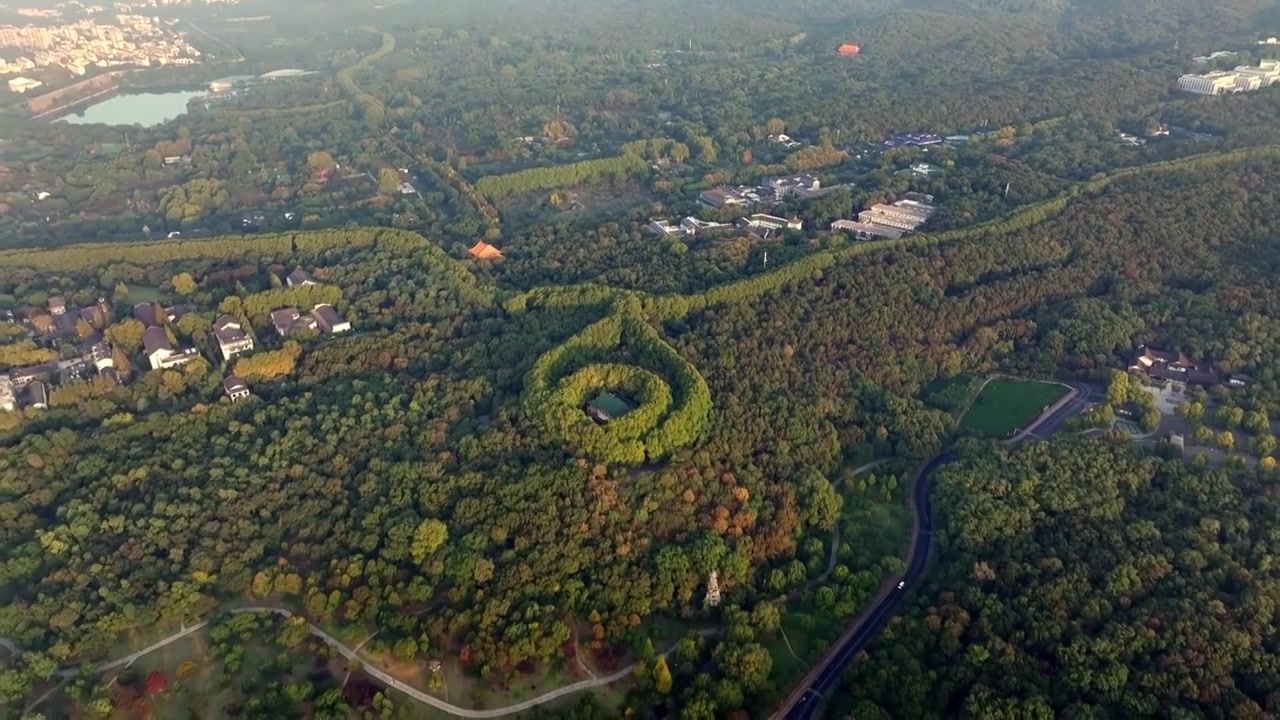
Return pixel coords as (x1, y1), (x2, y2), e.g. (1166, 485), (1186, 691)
(705, 570), (721, 608)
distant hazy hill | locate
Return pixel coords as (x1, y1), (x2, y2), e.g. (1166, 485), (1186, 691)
(351, 0), (1279, 57)
(899, 0), (1279, 53)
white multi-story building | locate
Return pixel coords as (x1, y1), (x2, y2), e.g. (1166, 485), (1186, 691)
(646, 219), (681, 237)
(0, 375), (15, 412)
(1234, 59), (1280, 87)
(742, 213), (803, 231)
(830, 220), (903, 240)
(7, 76), (41, 93)
(1176, 72), (1240, 95)
(1177, 60), (1280, 95)
(212, 315), (254, 361)
(859, 200), (936, 232)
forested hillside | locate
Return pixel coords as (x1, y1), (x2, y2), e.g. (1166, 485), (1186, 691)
(3, 142), (1280, 717)
(5, 0), (1280, 714)
(830, 439), (1280, 718)
(9, 0), (1280, 250)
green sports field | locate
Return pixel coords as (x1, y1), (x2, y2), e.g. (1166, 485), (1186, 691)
(959, 378), (1069, 437)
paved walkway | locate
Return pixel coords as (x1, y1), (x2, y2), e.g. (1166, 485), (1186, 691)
(9, 460), (934, 717)
(23, 607), (700, 719)
(786, 459), (890, 601)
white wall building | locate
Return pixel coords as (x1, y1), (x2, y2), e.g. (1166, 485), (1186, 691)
(859, 201), (935, 231)
(224, 376), (251, 402)
(679, 216), (731, 236)
(1234, 59), (1280, 87)
(0, 375), (15, 412)
(212, 315), (254, 361)
(143, 326), (198, 370)
(830, 219), (903, 240)
(647, 219), (681, 237)
(311, 304), (351, 334)
(7, 76), (41, 93)
(744, 213), (803, 231)
(1177, 60), (1280, 95)
(1176, 72), (1241, 94)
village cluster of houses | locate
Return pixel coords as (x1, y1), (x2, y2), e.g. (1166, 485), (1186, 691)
(697, 173), (829, 210)
(132, 268), (350, 402)
(268, 268), (353, 337)
(830, 193), (938, 240)
(268, 304), (351, 337)
(637, 173), (846, 241)
(0, 296), (120, 413)
(1129, 345), (1250, 388)
(1, 267), (353, 414)
(647, 213), (804, 239)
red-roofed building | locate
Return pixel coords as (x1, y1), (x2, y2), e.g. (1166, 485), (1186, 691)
(468, 241), (503, 260)
(838, 43), (861, 56)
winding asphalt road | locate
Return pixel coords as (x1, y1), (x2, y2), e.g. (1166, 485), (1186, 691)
(17, 389), (1098, 718)
(775, 451), (952, 720)
(774, 381), (1099, 720)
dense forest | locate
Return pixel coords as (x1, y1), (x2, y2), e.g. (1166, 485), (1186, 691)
(3, 138), (1280, 716)
(829, 439), (1280, 718)
(2, 0), (1278, 250)
(3, 0), (1280, 716)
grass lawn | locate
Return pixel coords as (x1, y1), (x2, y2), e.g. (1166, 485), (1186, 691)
(769, 617), (826, 679)
(769, 465), (914, 682)
(920, 373), (986, 414)
(839, 493), (913, 572)
(124, 285), (166, 304)
(959, 378), (1068, 437)
(83, 628), (237, 719)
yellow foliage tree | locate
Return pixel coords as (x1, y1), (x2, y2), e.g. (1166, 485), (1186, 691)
(653, 656), (673, 694)
(785, 144), (847, 171)
(171, 272), (197, 296)
(0, 341), (56, 369)
(105, 319), (146, 352)
(234, 341), (302, 382)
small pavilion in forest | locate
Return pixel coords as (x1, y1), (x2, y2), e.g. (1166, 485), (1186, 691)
(585, 391), (632, 424)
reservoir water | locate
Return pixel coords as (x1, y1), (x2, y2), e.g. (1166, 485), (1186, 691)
(55, 89), (205, 127)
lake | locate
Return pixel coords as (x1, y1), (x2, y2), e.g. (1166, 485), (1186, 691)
(55, 89), (205, 127)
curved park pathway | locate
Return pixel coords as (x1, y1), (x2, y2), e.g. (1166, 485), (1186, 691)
(791, 458), (890, 599)
(20, 607), (708, 718)
(17, 461), (894, 716)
